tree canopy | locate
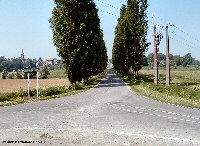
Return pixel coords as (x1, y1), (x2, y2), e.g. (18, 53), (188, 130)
(112, 0), (149, 78)
(50, 0), (107, 85)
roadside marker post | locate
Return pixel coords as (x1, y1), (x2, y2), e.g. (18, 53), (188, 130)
(24, 66), (32, 100)
(36, 63), (40, 98)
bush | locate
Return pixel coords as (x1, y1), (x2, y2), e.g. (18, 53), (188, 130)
(8, 73), (14, 79)
(1, 69), (8, 79)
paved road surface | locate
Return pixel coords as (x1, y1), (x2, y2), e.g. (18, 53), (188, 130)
(0, 67), (200, 146)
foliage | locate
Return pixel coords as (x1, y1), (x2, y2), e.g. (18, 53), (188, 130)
(1, 69), (8, 79)
(112, 0), (149, 78)
(145, 52), (200, 67)
(50, 0), (108, 85)
(120, 68), (200, 109)
(181, 53), (193, 67)
(112, 5), (130, 75)
(0, 56), (40, 72)
(0, 70), (107, 106)
(40, 64), (50, 79)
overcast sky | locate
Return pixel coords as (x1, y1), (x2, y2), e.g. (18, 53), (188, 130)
(0, 0), (200, 60)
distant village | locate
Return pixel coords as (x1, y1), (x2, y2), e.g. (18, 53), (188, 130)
(0, 50), (64, 79)
(20, 49), (60, 66)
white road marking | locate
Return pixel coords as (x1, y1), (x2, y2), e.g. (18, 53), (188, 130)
(108, 103), (200, 123)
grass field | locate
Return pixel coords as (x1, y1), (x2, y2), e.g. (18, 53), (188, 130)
(123, 68), (200, 109)
(48, 70), (67, 79)
(0, 79), (70, 93)
(0, 69), (107, 106)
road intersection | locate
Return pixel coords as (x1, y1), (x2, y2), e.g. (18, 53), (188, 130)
(0, 68), (200, 145)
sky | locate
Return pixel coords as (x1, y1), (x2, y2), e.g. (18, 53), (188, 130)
(0, 0), (200, 60)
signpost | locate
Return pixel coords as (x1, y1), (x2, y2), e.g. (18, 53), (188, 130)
(36, 63), (40, 98)
(24, 66), (32, 100)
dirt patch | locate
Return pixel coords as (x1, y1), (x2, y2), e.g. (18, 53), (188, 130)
(0, 79), (70, 93)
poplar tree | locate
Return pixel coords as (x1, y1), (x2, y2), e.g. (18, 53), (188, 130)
(113, 5), (130, 75)
(50, 0), (107, 85)
(112, 0), (149, 78)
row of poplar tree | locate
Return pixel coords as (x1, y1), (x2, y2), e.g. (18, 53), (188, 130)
(50, 0), (108, 85)
(112, 0), (149, 78)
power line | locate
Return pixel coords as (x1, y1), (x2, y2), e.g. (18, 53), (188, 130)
(95, 0), (120, 9)
(171, 32), (200, 49)
(170, 36), (200, 51)
(152, 14), (200, 43)
(173, 25), (200, 43)
(98, 9), (118, 17)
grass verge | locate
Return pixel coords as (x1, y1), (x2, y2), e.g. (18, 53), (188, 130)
(119, 69), (200, 109)
(0, 70), (106, 107)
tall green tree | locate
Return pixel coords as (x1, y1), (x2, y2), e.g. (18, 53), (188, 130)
(112, 0), (149, 78)
(181, 53), (193, 67)
(126, 0), (148, 78)
(50, 0), (107, 85)
(113, 5), (130, 75)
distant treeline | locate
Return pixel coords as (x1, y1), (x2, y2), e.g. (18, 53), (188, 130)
(144, 53), (200, 67)
(0, 56), (63, 72)
(0, 56), (38, 72)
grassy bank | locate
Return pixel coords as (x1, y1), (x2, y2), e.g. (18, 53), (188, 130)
(122, 68), (200, 109)
(0, 70), (106, 106)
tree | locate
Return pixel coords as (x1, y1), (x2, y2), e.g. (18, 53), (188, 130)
(182, 53), (192, 67)
(112, 5), (130, 75)
(1, 69), (8, 79)
(173, 55), (182, 66)
(126, 0), (149, 78)
(112, 0), (149, 78)
(40, 64), (50, 79)
(50, 0), (107, 85)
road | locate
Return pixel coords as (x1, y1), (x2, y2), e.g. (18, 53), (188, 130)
(0, 67), (200, 146)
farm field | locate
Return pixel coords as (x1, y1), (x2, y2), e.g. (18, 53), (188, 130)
(124, 68), (200, 108)
(0, 79), (70, 93)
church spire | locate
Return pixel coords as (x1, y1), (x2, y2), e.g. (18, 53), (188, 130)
(21, 49), (25, 62)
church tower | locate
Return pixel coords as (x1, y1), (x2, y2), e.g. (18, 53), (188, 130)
(21, 49), (25, 62)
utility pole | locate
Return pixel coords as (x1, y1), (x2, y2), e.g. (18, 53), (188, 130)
(154, 26), (158, 84)
(166, 25), (170, 85)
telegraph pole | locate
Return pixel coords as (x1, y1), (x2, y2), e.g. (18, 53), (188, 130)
(154, 26), (158, 84)
(166, 25), (170, 85)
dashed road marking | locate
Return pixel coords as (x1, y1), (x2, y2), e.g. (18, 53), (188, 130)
(107, 103), (200, 125)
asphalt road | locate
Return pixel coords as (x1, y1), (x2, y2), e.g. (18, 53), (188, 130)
(0, 67), (200, 146)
